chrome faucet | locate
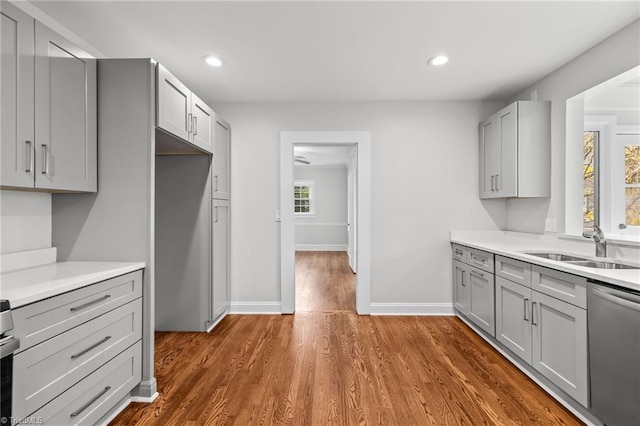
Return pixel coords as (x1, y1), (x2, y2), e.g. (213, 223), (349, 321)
(583, 225), (607, 257)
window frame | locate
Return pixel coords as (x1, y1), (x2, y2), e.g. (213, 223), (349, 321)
(293, 180), (316, 216)
(612, 128), (640, 236)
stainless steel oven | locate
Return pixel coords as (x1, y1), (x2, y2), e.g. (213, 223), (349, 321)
(588, 281), (640, 426)
(0, 300), (20, 421)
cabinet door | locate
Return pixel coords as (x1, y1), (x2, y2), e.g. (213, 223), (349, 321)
(468, 267), (495, 336)
(531, 290), (588, 406)
(191, 93), (214, 153)
(212, 116), (231, 199)
(479, 116), (498, 199)
(496, 102), (517, 197)
(495, 277), (532, 364)
(453, 260), (469, 314)
(34, 22), (97, 192)
(157, 64), (191, 142)
(212, 199), (230, 321)
(1, 2), (35, 188)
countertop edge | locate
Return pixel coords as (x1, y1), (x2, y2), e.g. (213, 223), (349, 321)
(2, 262), (146, 308)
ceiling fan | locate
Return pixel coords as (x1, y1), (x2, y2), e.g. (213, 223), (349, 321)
(294, 155), (310, 165)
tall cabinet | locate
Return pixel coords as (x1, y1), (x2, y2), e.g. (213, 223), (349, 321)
(210, 116), (231, 328)
(1, 1), (96, 192)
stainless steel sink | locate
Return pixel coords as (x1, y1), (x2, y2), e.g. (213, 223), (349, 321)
(564, 260), (639, 270)
(524, 252), (589, 262)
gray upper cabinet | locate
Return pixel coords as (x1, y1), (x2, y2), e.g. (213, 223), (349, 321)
(1, 2), (35, 188)
(156, 64), (214, 154)
(479, 101), (550, 199)
(212, 115), (231, 200)
(34, 22), (97, 192)
(0, 2), (97, 192)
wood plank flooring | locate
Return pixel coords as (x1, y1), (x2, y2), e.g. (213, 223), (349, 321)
(110, 252), (582, 425)
(295, 251), (355, 312)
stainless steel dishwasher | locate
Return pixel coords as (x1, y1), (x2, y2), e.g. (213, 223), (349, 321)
(588, 281), (640, 426)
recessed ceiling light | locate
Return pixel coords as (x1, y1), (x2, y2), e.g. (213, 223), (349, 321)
(204, 55), (222, 67)
(428, 55), (449, 67)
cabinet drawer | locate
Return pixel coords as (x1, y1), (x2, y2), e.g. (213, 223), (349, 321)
(495, 256), (531, 287)
(13, 270), (142, 352)
(452, 244), (467, 262)
(531, 265), (587, 309)
(467, 248), (494, 273)
(32, 341), (141, 425)
(13, 299), (142, 418)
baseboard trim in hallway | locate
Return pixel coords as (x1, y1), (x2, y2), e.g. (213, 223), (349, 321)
(370, 302), (455, 316)
(229, 301), (282, 314)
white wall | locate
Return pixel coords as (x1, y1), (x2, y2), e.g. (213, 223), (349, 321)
(212, 101), (506, 305)
(506, 19), (640, 235)
(0, 190), (52, 254)
(294, 166), (348, 250)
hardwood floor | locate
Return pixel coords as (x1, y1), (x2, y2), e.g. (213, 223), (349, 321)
(110, 252), (582, 425)
(295, 251), (355, 312)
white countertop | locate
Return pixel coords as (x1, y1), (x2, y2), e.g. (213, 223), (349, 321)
(451, 231), (640, 293)
(0, 261), (145, 308)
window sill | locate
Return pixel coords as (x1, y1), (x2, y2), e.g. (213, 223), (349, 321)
(558, 233), (640, 247)
(294, 213), (317, 218)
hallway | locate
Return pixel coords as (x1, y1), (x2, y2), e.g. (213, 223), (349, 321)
(295, 251), (355, 312)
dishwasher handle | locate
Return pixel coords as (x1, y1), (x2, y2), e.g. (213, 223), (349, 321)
(592, 286), (640, 312)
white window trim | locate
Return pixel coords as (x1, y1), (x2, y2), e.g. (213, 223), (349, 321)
(294, 180), (316, 216)
(612, 126), (640, 237)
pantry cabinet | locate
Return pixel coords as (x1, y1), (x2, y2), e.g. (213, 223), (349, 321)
(479, 101), (550, 199)
(157, 64), (214, 154)
(0, 2), (97, 192)
(211, 199), (230, 324)
(212, 115), (231, 200)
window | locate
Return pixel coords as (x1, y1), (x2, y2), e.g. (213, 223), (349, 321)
(624, 145), (640, 225)
(582, 131), (598, 233)
(294, 180), (315, 215)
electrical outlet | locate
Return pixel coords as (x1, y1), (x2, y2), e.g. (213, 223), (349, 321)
(545, 218), (557, 233)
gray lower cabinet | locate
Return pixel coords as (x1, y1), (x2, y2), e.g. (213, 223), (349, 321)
(532, 290), (588, 406)
(12, 271), (143, 424)
(495, 255), (588, 407)
(496, 276), (532, 363)
(451, 245), (495, 337)
(452, 260), (469, 313)
(468, 267), (495, 336)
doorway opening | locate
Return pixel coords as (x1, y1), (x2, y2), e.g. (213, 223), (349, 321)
(293, 145), (357, 312)
(280, 131), (371, 315)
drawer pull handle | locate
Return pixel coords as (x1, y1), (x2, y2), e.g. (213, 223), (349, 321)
(71, 336), (112, 359)
(70, 295), (111, 312)
(471, 256), (486, 265)
(471, 270), (485, 278)
(70, 386), (111, 418)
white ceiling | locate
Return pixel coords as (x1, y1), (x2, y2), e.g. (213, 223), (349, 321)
(27, 1), (640, 106)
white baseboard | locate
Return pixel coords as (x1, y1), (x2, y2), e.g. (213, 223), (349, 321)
(229, 301), (282, 314)
(370, 303), (455, 316)
(295, 244), (347, 251)
(130, 392), (159, 403)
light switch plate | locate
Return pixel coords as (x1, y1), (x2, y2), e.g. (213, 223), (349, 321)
(545, 218), (557, 232)
(274, 210), (281, 222)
